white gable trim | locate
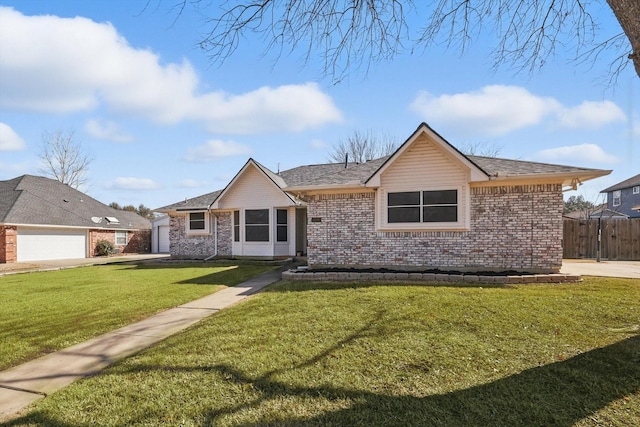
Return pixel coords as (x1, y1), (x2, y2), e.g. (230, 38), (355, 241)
(365, 123), (489, 187)
(209, 158), (298, 209)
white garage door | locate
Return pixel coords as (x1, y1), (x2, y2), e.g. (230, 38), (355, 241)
(17, 227), (87, 262)
(158, 225), (170, 253)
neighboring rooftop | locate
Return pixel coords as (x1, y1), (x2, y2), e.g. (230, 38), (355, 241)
(0, 175), (150, 229)
(601, 173), (640, 193)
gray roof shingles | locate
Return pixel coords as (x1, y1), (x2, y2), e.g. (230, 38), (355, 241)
(1, 175), (150, 230)
(601, 173), (640, 193)
(157, 155), (607, 211)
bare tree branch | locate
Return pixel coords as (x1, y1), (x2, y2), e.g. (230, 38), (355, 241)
(39, 129), (93, 189)
(328, 129), (399, 163)
(163, 0), (639, 82)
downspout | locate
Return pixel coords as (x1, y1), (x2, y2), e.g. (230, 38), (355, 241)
(204, 214), (218, 261)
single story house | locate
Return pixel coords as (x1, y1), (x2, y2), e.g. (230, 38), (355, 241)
(599, 173), (640, 218)
(1, 175), (151, 263)
(156, 123), (610, 273)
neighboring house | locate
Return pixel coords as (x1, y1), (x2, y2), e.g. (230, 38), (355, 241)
(563, 204), (629, 220)
(151, 215), (170, 253)
(0, 175), (151, 263)
(600, 173), (640, 218)
(157, 123), (610, 273)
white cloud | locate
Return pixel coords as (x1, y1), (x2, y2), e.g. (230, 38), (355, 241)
(535, 144), (620, 164)
(183, 140), (252, 162)
(410, 85), (627, 137)
(85, 119), (133, 142)
(309, 139), (327, 149)
(555, 101), (626, 129)
(108, 177), (161, 190)
(0, 7), (342, 133)
(0, 122), (26, 150)
(410, 85), (561, 137)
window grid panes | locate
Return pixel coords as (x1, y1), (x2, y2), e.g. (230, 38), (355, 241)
(613, 190), (621, 207)
(189, 212), (205, 230)
(388, 190), (458, 223)
(245, 209), (269, 242)
(115, 231), (127, 245)
(276, 209), (288, 242)
(233, 211), (240, 242)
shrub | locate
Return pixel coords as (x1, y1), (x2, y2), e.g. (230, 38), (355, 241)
(95, 240), (114, 257)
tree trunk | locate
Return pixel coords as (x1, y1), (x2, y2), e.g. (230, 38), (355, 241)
(607, 0), (640, 79)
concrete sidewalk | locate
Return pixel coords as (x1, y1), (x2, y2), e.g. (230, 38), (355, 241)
(0, 267), (285, 422)
(561, 259), (640, 279)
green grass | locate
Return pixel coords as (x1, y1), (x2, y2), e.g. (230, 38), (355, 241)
(0, 262), (275, 370)
(8, 276), (639, 426)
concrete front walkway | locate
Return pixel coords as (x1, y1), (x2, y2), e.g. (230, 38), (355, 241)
(0, 268), (284, 422)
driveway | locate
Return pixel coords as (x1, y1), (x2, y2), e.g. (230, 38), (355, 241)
(561, 259), (640, 279)
(0, 254), (169, 275)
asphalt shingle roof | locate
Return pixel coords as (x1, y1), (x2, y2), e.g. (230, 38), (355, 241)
(0, 175), (150, 229)
(157, 154), (607, 211)
(601, 173), (640, 192)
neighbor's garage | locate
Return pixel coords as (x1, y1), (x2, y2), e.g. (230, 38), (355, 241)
(17, 227), (87, 262)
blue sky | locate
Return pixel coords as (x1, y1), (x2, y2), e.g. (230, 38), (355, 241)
(0, 1), (638, 210)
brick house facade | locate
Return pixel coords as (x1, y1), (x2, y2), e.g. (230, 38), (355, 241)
(157, 123), (609, 273)
(306, 184), (563, 272)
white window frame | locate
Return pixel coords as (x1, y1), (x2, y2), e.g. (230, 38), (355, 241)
(378, 185), (469, 231)
(186, 211), (210, 235)
(612, 190), (621, 207)
(245, 209), (270, 242)
(115, 231), (127, 246)
(633, 186), (640, 195)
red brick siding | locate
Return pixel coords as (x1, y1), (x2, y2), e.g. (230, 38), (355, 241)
(0, 226), (17, 263)
(89, 229), (151, 256)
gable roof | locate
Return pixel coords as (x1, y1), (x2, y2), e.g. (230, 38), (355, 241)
(601, 173), (640, 193)
(209, 158), (298, 209)
(0, 175), (150, 230)
(365, 122), (489, 187)
(156, 123), (611, 211)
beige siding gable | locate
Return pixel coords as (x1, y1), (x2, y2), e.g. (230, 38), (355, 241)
(217, 164), (294, 209)
(377, 133), (471, 231)
(381, 133), (468, 189)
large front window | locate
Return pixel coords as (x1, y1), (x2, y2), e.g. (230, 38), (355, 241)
(388, 190), (458, 223)
(245, 209), (269, 242)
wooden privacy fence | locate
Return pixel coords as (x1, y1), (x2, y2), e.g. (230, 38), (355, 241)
(563, 218), (640, 260)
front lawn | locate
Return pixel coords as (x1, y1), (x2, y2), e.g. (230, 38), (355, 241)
(0, 262), (275, 370)
(11, 277), (640, 426)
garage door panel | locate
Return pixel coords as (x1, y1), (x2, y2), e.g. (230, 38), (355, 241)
(17, 228), (87, 262)
(158, 225), (170, 253)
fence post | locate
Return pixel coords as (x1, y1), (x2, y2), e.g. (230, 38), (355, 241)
(596, 217), (601, 262)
